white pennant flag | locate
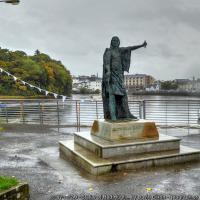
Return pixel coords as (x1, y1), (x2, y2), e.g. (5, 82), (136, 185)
(53, 93), (58, 99)
(29, 84), (34, 88)
(0, 68), (67, 101)
(36, 87), (42, 92)
(62, 96), (66, 102)
(6, 72), (11, 76)
(45, 91), (49, 96)
(13, 76), (17, 81)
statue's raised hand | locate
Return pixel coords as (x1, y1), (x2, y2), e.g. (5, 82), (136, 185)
(143, 40), (147, 48)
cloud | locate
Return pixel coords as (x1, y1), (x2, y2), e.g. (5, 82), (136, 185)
(0, 0), (200, 80)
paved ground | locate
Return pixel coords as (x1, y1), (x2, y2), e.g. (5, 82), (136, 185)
(0, 125), (200, 200)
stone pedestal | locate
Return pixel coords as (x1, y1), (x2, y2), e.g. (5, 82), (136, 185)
(59, 119), (200, 175)
(74, 131), (179, 158)
(91, 119), (159, 140)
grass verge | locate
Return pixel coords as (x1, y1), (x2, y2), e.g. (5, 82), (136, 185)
(0, 176), (19, 192)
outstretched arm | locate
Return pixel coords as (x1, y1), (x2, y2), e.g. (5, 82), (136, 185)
(126, 40), (147, 51)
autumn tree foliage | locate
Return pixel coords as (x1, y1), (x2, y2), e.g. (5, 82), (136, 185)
(0, 47), (72, 96)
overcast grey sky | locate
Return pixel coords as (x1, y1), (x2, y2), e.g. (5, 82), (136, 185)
(0, 0), (200, 80)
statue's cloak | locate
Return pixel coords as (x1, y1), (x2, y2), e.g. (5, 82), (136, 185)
(102, 47), (132, 119)
(120, 47), (132, 73)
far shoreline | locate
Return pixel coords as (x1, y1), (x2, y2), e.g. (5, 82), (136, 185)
(130, 91), (200, 97)
(1, 91), (200, 100)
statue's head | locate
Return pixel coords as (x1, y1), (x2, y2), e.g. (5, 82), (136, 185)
(110, 36), (120, 48)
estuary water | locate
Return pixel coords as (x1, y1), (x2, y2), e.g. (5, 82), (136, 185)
(72, 94), (200, 101)
(0, 95), (200, 127)
(70, 94), (200, 127)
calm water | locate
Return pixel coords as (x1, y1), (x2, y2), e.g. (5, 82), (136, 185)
(70, 94), (200, 126)
(72, 94), (200, 101)
(1, 95), (200, 126)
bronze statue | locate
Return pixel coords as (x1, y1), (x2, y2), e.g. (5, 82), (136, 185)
(102, 36), (147, 121)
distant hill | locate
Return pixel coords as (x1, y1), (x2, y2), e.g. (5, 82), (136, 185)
(0, 48), (72, 97)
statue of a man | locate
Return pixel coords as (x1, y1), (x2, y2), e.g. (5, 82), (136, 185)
(102, 36), (147, 121)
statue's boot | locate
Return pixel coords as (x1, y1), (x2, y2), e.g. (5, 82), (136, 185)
(111, 116), (117, 121)
(128, 112), (138, 120)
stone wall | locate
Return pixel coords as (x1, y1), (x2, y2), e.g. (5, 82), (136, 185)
(0, 183), (29, 200)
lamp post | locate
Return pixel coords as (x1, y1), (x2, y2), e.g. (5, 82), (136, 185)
(0, 0), (20, 5)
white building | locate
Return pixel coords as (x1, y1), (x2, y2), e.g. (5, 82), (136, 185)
(193, 79), (200, 91)
(72, 76), (80, 84)
(86, 80), (102, 91)
(174, 78), (200, 92)
(175, 79), (193, 91)
(146, 81), (161, 91)
(72, 75), (102, 92)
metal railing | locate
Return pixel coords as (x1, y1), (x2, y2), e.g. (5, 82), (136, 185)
(0, 99), (200, 131)
(142, 100), (200, 127)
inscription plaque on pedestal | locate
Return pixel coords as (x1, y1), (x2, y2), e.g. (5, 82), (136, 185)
(91, 119), (159, 141)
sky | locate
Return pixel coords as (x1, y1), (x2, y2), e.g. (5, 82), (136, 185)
(0, 0), (200, 80)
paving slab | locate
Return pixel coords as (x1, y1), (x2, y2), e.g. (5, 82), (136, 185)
(0, 124), (200, 199)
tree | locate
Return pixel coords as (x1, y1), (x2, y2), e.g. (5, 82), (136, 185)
(161, 81), (178, 90)
(79, 87), (89, 94)
(94, 89), (100, 94)
(0, 47), (72, 97)
(34, 49), (40, 55)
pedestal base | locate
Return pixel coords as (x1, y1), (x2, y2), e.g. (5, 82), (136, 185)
(60, 140), (200, 175)
(59, 119), (200, 175)
(91, 119), (159, 141)
(74, 132), (180, 158)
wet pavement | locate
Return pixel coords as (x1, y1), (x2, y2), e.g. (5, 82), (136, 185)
(0, 125), (200, 200)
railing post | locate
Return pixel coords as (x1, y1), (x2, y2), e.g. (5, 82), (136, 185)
(165, 100), (168, 128)
(76, 101), (80, 132)
(96, 101), (99, 119)
(20, 101), (25, 124)
(57, 100), (60, 126)
(39, 102), (43, 125)
(5, 106), (8, 123)
(187, 100), (190, 135)
(143, 100), (146, 119)
(78, 101), (80, 131)
(139, 101), (142, 119)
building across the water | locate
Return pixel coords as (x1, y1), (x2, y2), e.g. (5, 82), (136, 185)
(124, 74), (156, 91)
(174, 77), (200, 92)
(72, 74), (102, 92)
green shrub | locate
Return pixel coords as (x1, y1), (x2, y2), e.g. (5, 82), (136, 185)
(0, 176), (19, 191)
(0, 47), (72, 97)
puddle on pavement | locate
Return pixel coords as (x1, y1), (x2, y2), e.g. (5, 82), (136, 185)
(0, 155), (39, 168)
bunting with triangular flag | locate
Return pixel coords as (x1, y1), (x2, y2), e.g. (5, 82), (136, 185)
(0, 66), (69, 102)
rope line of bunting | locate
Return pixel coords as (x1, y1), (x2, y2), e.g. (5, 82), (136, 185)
(0, 67), (68, 102)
